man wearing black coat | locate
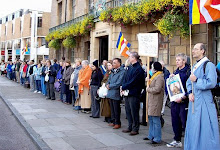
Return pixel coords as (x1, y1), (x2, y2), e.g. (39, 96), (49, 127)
(122, 52), (145, 136)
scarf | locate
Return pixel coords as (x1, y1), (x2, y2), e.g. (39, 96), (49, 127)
(193, 56), (209, 73)
(149, 71), (163, 85)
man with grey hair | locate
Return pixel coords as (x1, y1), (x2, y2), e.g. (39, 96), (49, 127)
(122, 52), (145, 136)
(184, 43), (220, 150)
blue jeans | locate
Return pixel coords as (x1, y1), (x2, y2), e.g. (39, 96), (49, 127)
(72, 86), (79, 105)
(41, 76), (47, 95)
(36, 80), (41, 92)
(148, 116), (162, 143)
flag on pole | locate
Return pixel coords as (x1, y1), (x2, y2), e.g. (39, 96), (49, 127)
(22, 44), (28, 55)
(189, 0), (220, 24)
(116, 32), (131, 58)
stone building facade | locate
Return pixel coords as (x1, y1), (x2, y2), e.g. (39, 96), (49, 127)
(49, 0), (220, 70)
(0, 9), (51, 63)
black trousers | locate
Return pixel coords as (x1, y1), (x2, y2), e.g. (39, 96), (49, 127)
(125, 96), (140, 132)
(65, 84), (72, 104)
(46, 82), (55, 99)
(90, 85), (100, 118)
(171, 102), (188, 142)
(109, 99), (121, 125)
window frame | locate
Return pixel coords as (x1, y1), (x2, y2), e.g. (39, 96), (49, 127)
(213, 24), (220, 64)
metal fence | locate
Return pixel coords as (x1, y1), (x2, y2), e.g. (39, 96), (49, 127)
(49, 0), (142, 33)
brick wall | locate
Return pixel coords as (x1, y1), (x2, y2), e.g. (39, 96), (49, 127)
(14, 18), (21, 39)
(22, 14), (31, 37)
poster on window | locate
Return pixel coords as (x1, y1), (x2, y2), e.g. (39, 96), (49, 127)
(166, 74), (185, 102)
(137, 33), (158, 57)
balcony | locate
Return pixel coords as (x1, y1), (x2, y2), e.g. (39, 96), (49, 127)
(49, 14), (88, 33)
(105, 0), (142, 8)
(49, 0), (142, 33)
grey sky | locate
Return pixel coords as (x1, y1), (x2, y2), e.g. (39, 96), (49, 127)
(0, 0), (52, 18)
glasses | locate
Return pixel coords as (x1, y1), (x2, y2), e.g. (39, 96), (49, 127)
(192, 48), (200, 51)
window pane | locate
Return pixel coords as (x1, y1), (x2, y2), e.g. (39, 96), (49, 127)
(217, 39), (220, 53)
(217, 26), (220, 37)
(38, 17), (42, 27)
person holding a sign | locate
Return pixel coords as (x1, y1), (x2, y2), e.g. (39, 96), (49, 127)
(122, 52), (145, 136)
(184, 43), (220, 150)
(166, 53), (190, 148)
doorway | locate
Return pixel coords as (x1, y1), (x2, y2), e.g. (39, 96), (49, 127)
(99, 36), (108, 65)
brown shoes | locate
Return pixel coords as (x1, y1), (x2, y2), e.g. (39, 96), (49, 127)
(122, 129), (131, 133)
(113, 124), (121, 129)
(130, 131), (139, 136)
(108, 123), (115, 127)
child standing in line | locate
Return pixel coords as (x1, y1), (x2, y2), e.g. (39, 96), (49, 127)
(34, 63), (42, 93)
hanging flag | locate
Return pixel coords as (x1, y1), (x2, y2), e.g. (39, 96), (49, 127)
(190, 0), (220, 24)
(22, 44), (28, 55)
(25, 44), (28, 52)
(116, 32), (131, 58)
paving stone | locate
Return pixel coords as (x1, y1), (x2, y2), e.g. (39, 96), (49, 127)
(27, 119), (50, 127)
(17, 109), (48, 114)
(44, 138), (75, 150)
(49, 125), (78, 132)
(63, 135), (106, 150)
(33, 127), (54, 133)
(46, 118), (74, 126)
(62, 130), (90, 137)
(74, 123), (102, 130)
(36, 114), (58, 119)
(91, 133), (134, 146)
(38, 132), (56, 139)
(57, 113), (78, 118)
(50, 131), (66, 138)
(23, 115), (38, 120)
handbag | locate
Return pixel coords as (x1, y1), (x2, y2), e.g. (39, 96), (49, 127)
(54, 81), (61, 92)
(98, 83), (108, 98)
(45, 74), (49, 82)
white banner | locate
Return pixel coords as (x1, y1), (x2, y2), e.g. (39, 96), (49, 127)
(137, 33), (158, 57)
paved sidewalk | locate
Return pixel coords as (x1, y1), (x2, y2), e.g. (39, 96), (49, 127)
(0, 76), (181, 150)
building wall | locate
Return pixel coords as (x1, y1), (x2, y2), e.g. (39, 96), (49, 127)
(14, 18), (21, 39)
(6, 21), (13, 40)
(22, 14), (31, 38)
(1, 24), (6, 41)
(75, 0), (88, 18)
(50, 0), (58, 28)
(37, 12), (51, 36)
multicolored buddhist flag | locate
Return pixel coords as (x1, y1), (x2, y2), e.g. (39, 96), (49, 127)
(190, 0), (220, 24)
(116, 32), (131, 58)
(22, 44), (28, 55)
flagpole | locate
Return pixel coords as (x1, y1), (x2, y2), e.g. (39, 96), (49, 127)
(146, 56), (150, 123)
(189, 24), (194, 114)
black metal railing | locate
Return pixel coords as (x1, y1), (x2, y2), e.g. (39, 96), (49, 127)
(49, 0), (142, 33)
(49, 14), (88, 32)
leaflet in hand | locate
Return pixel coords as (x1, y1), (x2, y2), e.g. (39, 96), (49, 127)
(166, 74), (185, 102)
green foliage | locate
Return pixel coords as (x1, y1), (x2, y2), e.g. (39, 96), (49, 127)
(62, 36), (76, 48)
(48, 39), (61, 50)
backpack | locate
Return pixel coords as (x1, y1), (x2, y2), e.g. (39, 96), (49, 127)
(203, 61), (220, 97)
(203, 61), (220, 116)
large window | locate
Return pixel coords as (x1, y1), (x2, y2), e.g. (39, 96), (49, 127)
(214, 25), (220, 64)
(37, 17), (42, 27)
(58, 2), (62, 24)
